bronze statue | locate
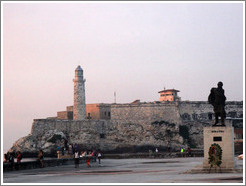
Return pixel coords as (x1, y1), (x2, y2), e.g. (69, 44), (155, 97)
(208, 82), (226, 126)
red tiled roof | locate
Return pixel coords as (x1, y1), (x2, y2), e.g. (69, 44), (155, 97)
(158, 89), (180, 93)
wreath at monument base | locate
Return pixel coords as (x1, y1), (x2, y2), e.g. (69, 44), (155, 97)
(208, 143), (222, 167)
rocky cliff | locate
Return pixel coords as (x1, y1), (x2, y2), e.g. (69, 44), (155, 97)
(9, 119), (189, 156)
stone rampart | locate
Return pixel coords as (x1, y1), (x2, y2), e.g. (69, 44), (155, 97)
(111, 101), (243, 125)
(111, 102), (182, 124)
(179, 101), (243, 122)
(31, 119), (107, 137)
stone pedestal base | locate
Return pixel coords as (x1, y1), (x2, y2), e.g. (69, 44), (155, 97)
(203, 120), (235, 169)
(185, 164), (243, 174)
(186, 120), (242, 174)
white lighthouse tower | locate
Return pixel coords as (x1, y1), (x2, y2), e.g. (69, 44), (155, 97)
(73, 65), (86, 120)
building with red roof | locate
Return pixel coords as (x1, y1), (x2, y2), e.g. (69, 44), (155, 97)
(158, 88), (181, 102)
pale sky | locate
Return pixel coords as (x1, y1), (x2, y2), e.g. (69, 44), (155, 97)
(2, 2), (244, 152)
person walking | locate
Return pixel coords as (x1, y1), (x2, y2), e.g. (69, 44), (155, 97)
(37, 150), (44, 168)
(86, 156), (91, 167)
(4, 153), (9, 163)
(155, 148), (158, 153)
(187, 147), (192, 157)
(97, 151), (102, 164)
(180, 148), (184, 157)
(8, 152), (15, 171)
(16, 151), (22, 170)
(155, 148), (159, 158)
(74, 150), (80, 168)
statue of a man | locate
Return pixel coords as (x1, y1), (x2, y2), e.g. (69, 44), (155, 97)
(208, 82), (227, 126)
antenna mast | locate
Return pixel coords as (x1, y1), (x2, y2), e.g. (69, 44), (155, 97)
(114, 91), (116, 104)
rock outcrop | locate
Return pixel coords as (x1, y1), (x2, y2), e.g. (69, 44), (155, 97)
(9, 130), (68, 155)
(9, 119), (186, 156)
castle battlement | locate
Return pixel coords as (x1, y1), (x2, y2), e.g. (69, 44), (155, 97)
(9, 66), (243, 155)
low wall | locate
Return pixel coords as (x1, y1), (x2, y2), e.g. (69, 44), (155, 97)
(3, 156), (96, 172)
(103, 151), (204, 159)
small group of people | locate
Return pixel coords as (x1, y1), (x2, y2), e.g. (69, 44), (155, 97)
(74, 149), (102, 168)
(74, 149), (93, 168)
(57, 140), (71, 156)
(180, 147), (192, 157)
(57, 143), (80, 156)
(4, 151), (22, 170)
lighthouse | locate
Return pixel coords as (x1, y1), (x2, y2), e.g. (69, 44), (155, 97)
(73, 65), (86, 120)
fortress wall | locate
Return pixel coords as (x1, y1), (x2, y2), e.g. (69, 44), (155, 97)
(224, 101), (243, 118)
(99, 105), (111, 120)
(110, 101), (242, 125)
(179, 101), (213, 121)
(27, 101), (242, 153)
(31, 119), (108, 137)
(111, 102), (182, 124)
(31, 101), (242, 137)
(31, 119), (57, 136)
(86, 104), (101, 119)
(179, 101), (243, 121)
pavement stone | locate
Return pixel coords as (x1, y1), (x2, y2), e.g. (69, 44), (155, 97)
(2, 157), (244, 184)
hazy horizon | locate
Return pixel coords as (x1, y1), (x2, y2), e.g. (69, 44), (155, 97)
(2, 2), (244, 152)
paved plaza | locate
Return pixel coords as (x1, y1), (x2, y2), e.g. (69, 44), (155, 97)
(3, 157), (244, 184)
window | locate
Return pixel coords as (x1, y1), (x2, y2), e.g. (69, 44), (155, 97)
(192, 114), (197, 120)
(100, 134), (105, 138)
(108, 112), (110, 117)
(208, 113), (213, 120)
(182, 113), (190, 120)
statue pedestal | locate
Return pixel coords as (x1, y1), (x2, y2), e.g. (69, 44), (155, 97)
(203, 120), (235, 169)
(186, 120), (242, 174)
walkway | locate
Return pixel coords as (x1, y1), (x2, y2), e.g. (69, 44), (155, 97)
(3, 157), (244, 184)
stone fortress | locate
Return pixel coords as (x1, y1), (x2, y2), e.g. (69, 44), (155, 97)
(10, 66), (243, 155)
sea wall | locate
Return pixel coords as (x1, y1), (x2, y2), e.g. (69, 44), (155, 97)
(3, 156), (96, 172)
